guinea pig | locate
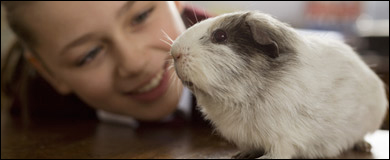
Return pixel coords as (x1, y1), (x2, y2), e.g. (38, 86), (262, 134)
(169, 11), (388, 159)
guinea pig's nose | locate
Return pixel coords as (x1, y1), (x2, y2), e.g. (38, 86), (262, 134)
(172, 52), (182, 61)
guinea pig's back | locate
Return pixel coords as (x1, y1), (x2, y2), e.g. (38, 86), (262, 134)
(283, 35), (387, 158)
(300, 35), (388, 134)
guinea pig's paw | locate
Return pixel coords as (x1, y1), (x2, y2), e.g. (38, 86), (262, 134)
(353, 140), (372, 153)
(232, 150), (264, 159)
(256, 152), (293, 159)
(256, 154), (286, 159)
(257, 155), (272, 159)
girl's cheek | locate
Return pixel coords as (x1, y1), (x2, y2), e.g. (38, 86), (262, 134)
(65, 68), (113, 98)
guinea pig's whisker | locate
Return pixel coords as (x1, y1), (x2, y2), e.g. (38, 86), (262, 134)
(203, 8), (208, 19)
(174, 74), (181, 96)
(191, 4), (199, 23)
(165, 61), (174, 72)
(167, 64), (174, 71)
(186, 17), (195, 25)
(165, 59), (174, 67)
(168, 71), (182, 96)
(160, 39), (172, 47)
(167, 71), (176, 90)
(169, 69), (177, 83)
(161, 29), (174, 43)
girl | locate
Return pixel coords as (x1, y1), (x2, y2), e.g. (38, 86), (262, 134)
(1, 1), (209, 125)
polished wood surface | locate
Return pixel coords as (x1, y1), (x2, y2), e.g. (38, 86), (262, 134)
(1, 110), (389, 159)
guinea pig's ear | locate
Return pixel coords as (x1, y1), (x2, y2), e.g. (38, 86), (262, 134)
(245, 15), (279, 59)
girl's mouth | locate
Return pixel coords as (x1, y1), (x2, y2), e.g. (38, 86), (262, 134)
(125, 62), (171, 102)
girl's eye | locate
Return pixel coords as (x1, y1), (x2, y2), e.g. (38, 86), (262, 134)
(131, 7), (154, 26)
(77, 46), (102, 66)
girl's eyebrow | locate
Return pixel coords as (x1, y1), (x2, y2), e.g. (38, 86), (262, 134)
(116, 1), (135, 19)
(60, 2), (136, 55)
(60, 33), (96, 55)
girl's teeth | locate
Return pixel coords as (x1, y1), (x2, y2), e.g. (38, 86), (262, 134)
(135, 71), (164, 93)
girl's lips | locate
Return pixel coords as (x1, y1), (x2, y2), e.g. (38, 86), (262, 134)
(126, 68), (170, 102)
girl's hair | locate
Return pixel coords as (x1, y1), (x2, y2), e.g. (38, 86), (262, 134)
(2, 2), (35, 47)
(2, 2), (96, 118)
(1, 40), (30, 110)
(1, 39), (96, 118)
(2, 2), (34, 100)
(2, 2), (32, 111)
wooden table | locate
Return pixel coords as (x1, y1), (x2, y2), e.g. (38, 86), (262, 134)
(1, 110), (388, 159)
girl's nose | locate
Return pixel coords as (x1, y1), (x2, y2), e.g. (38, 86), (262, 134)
(115, 46), (147, 78)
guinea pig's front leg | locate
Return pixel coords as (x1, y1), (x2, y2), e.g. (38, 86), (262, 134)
(232, 150), (264, 159)
(353, 139), (372, 153)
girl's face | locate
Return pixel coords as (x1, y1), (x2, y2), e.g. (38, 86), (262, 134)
(23, 1), (186, 121)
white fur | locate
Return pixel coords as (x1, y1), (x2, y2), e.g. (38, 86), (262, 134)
(171, 12), (388, 158)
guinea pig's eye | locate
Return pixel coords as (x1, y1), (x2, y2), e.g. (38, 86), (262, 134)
(212, 29), (227, 43)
